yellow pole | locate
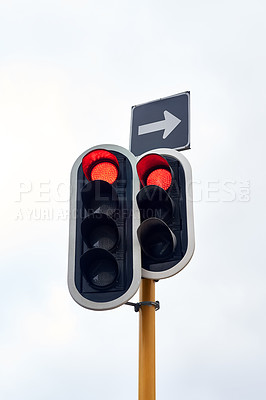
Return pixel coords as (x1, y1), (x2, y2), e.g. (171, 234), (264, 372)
(139, 278), (156, 400)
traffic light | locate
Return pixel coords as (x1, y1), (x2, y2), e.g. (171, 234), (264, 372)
(68, 145), (141, 310)
(136, 148), (195, 280)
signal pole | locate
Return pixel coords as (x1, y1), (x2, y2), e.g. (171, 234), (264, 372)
(139, 279), (156, 400)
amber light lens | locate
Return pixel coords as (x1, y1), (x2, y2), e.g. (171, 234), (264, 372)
(91, 162), (118, 184)
(146, 168), (172, 191)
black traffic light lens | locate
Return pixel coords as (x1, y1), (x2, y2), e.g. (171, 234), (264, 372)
(81, 180), (119, 216)
(137, 218), (177, 260)
(137, 185), (174, 222)
(80, 248), (118, 289)
(81, 214), (119, 251)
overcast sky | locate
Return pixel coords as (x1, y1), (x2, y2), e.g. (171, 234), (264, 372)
(1, 1), (266, 399)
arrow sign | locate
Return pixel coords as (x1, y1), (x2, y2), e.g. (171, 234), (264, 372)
(130, 92), (190, 156)
(138, 110), (181, 139)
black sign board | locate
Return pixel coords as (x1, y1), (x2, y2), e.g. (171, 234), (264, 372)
(130, 92), (190, 156)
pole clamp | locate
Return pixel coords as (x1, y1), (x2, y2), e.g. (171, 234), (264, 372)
(125, 301), (160, 312)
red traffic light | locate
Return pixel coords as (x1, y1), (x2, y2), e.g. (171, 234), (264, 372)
(68, 145), (141, 311)
(136, 148), (195, 281)
(137, 154), (172, 190)
(146, 168), (172, 191)
(90, 161), (118, 184)
(82, 149), (119, 184)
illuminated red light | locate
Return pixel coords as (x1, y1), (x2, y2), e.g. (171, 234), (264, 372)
(137, 154), (172, 191)
(82, 149), (119, 184)
(146, 168), (172, 190)
(91, 161), (118, 184)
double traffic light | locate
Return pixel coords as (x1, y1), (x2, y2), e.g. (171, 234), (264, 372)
(68, 145), (194, 310)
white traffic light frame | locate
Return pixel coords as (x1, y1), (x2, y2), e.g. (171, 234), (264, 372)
(137, 148), (195, 280)
(68, 144), (141, 311)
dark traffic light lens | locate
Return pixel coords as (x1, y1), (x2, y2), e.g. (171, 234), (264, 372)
(81, 180), (119, 216)
(81, 214), (119, 251)
(80, 249), (118, 289)
(137, 218), (176, 260)
(137, 185), (174, 222)
(146, 168), (172, 190)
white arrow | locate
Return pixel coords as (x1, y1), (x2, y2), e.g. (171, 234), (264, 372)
(138, 110), (181, 139)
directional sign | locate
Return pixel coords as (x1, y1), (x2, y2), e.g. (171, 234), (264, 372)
(130, 92), (190, 156)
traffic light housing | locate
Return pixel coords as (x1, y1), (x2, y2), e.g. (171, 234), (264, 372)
(136, 148), (194, 280)
(68, 145), (141, 310)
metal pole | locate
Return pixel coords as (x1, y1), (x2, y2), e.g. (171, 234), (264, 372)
(138, 278), (156, 400)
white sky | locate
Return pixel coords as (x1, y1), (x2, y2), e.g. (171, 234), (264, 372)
(1, 1), (266, 399)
